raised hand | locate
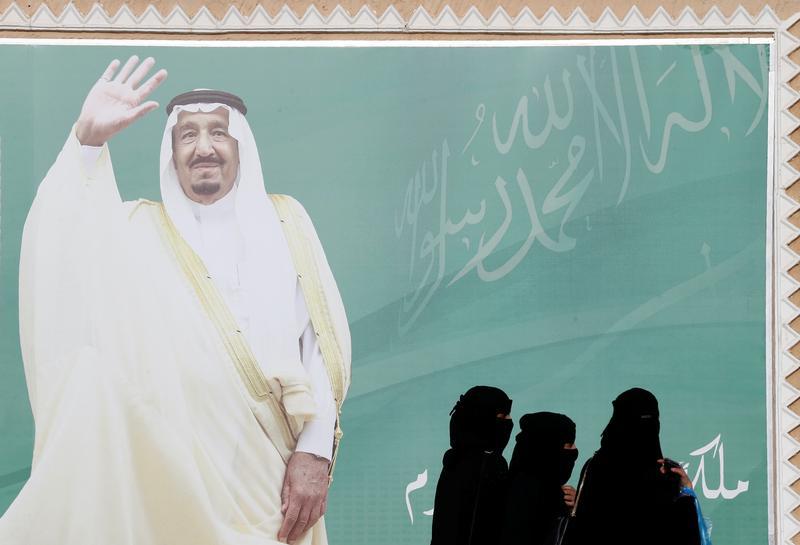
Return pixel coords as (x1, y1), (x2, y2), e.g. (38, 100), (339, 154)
(75, 56), (168, 146)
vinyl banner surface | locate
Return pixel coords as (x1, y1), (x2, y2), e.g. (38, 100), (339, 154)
(0, 43), (769, 544)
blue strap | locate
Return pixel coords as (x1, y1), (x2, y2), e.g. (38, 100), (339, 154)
(680, 487), (712, 545)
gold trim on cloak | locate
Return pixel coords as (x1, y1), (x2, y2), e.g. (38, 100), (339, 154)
(269, 194), (348, 481)
(141, 200), (298, 463)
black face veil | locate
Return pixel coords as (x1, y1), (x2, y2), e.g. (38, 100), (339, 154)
(449, 386), (513, 454)
(509, 412), (578, 485)
(599, 387), (663, 464)
(432, 386), (513, 545)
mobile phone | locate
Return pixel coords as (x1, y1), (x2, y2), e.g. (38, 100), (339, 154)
(662, 458), (682, 472)
(661, 458), (683, 489)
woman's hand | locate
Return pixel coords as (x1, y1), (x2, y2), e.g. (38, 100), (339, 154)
(659, 458), (692, 489)
(562, 484), (577, 507)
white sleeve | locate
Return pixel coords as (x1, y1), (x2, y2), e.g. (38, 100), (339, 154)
(81, 145), (103, 177)
(20, 127), (123, 420)
(294, 284), (336, 461)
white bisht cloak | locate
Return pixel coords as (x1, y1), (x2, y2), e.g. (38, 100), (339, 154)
(0, 124), (351, 545)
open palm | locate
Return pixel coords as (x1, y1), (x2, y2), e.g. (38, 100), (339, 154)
(76, 56), (168, 146)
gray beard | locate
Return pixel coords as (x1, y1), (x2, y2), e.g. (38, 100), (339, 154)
(192, 181), (221, 196)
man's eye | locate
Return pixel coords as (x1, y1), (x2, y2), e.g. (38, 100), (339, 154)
(212, 130), (228, 140)
(181, 131), (197, 143)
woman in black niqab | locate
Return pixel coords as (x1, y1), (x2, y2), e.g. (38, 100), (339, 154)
(572, 388), (700, 545)
(500, 412), (578, 545)
(430, 386), (513, 545)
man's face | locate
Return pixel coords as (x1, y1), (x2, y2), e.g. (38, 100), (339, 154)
(172, 107), (239, 205)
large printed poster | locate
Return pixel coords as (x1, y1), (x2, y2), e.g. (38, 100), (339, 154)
(0, 42), (769, 543)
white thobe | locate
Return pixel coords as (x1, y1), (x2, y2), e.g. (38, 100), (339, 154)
(0, 128), (348, 545)
(82, 145), (336, 459)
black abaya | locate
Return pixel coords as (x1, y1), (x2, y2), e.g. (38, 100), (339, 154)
(500, 412), (578, 545)
(572, 388), (701, 545)
(430, 386), (513, 545)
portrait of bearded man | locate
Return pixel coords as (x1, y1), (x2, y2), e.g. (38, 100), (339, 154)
(0, 56), (351, 545)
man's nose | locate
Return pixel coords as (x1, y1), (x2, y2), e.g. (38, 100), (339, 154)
(195, 131), (214, 156)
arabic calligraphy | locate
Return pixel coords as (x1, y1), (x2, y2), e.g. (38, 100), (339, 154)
(715, 45), (768, 136)
(405, 469), (433, 523)
(405, 432), (750, 523)
(394, 45), (768, 334)
(450, 136), (592, 285)
(639, 47), (713, 175)
(687, 434), (750, 500)
(395, 140), (455, 335)
(492, 69), (574, 154)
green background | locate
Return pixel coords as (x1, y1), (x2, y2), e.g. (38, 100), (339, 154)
(0, 43), (769, 543)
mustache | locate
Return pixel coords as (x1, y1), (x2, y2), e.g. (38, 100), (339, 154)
(189, 156), (223, 168)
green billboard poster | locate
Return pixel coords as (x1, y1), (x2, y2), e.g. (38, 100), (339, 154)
(0, 42), (769, 544)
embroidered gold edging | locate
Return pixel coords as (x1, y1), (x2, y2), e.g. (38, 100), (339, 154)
(270, 195), (347, 403)
(148, 202), (297, 453)
(270, 194), (348, 480)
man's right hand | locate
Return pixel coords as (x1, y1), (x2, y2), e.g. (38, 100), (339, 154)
(75, 56), (168, 147)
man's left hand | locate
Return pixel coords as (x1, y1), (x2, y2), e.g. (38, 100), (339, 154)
(278, 452), (330, 543)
